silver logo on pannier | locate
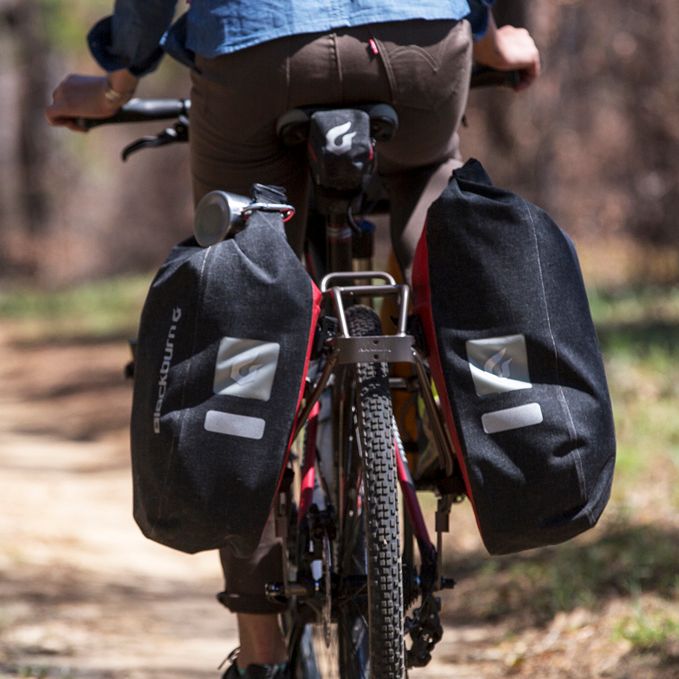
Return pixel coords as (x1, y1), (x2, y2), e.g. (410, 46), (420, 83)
(213, 337), (280, 401)
(466, 334), (532, 397)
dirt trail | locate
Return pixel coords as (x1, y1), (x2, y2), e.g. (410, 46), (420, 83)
(1, 326), (677, 679)
(0, 329), (236, 678)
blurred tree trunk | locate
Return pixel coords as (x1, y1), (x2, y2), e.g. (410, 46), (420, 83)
(0, 0), (51, 276)
(15, 0), (51, 237)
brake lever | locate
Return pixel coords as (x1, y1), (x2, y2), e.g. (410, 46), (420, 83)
(121, 116), (189, 161)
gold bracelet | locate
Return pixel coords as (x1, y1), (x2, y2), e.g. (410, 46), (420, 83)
(104, 75), (136, 105)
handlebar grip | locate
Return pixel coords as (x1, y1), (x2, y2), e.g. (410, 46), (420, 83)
(77, 98), (191, 130)
(470, 66), (522, 90)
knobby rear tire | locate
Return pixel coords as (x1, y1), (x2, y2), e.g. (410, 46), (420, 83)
(348, 305), (405, 679)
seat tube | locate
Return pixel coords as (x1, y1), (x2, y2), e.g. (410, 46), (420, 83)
(326, 214), (354, 273)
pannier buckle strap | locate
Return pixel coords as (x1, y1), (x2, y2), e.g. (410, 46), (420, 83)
(242, 202), (296, 223)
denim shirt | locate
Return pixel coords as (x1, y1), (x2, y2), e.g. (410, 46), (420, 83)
(89, 0), (494, 76)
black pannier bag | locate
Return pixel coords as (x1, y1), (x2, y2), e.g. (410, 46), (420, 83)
(412, 159), (616, 555)
(131, 185), (320, 555)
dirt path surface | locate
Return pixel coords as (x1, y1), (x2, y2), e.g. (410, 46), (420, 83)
(0, 329), (236, 678)
(1, 327), (677, 678)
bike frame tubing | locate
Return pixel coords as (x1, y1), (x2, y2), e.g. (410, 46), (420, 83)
(298, 401), (321, 524)
(394, 427), (436, 562)
(291, 211), (445, 593)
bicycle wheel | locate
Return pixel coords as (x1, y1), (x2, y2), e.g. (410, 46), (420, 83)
(349, 304), (405, 679)
(290, 304), (404, 679)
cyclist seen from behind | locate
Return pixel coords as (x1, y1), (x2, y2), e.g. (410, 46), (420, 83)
(45, 1), (540, 677)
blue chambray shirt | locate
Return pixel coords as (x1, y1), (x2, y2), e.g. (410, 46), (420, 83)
(89, 0), (493, 76)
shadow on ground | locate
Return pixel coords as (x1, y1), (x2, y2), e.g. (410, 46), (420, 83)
(443, 518), (679, 628)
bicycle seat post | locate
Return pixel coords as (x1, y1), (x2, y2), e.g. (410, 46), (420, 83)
(276, 103), (398, 279)
(326, 213), (354, 274)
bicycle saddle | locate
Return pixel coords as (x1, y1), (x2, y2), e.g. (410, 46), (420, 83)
(276, 102), (399, 146)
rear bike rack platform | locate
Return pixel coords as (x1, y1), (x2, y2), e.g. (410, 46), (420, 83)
(321, 270), (414, 365)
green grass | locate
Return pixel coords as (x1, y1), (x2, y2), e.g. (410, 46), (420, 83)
(615, 602), (679, 652)
(0, 275), (150, 341)
(589, 284), (679, 358)
(12, 668), (74, 679)
(17, 668), (50, 679)
(588, 285), (679, 499)
(41, 0), (112, 54)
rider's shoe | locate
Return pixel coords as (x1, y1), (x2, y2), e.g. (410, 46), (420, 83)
(221, 661), (289, 678)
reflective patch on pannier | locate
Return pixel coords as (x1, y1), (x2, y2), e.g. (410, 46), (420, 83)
(204, 410), (266, 440)
(481, 403), (543, 434)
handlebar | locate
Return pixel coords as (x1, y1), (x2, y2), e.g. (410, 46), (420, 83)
(75, 67), (521, 158)
(76, 98), (191, 130)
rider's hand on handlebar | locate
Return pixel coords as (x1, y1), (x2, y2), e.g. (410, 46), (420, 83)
(472, 17), (541, 91)
(45, 71), (139, 132)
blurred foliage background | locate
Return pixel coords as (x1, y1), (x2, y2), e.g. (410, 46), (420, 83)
(1, 0), (679, 285)
(0, 0), (192, 283)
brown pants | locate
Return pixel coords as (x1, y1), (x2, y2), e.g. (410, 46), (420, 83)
(190, 19), (472, 614)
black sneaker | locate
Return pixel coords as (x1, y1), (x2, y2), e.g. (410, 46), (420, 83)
(221, 661), (289, 678)
(219, 646), (289, 679)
